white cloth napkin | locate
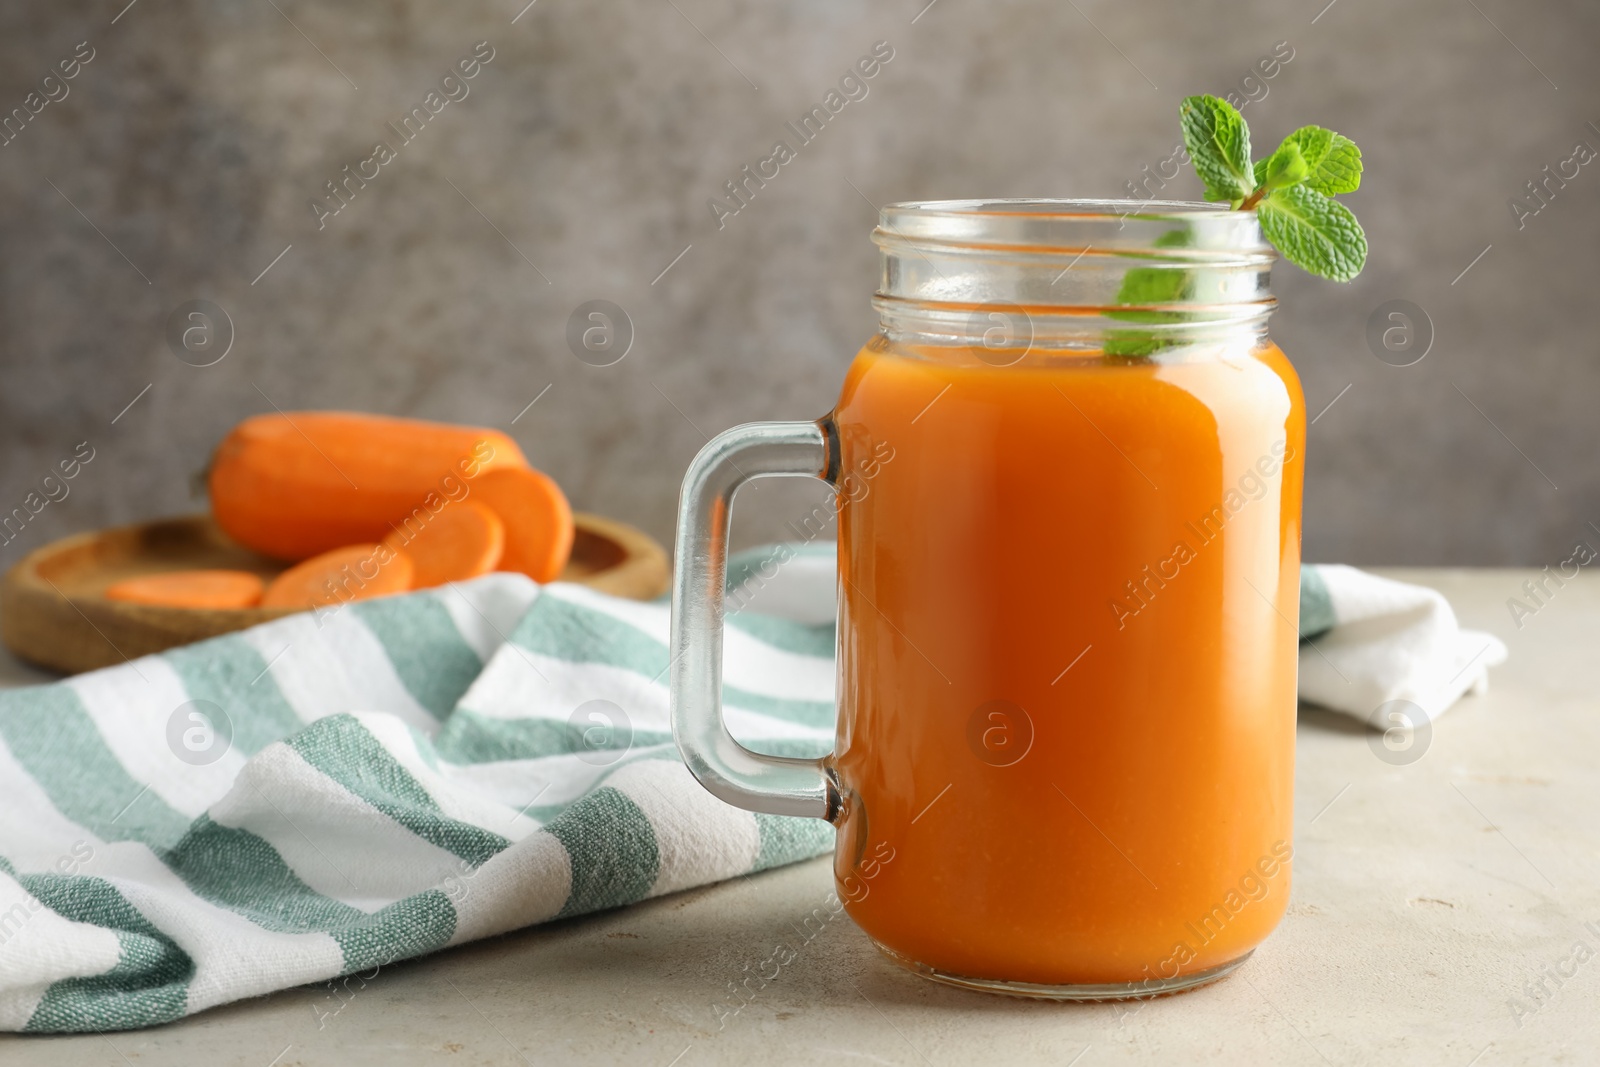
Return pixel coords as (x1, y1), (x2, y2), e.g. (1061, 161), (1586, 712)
(1296, 564), (1507, 728)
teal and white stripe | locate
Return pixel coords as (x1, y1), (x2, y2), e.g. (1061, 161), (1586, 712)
(0, 547), (835, 1033)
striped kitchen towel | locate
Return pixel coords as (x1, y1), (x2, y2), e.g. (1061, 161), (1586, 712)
(0, 545), (1504, 1033)
(0, 545), (837, 1033)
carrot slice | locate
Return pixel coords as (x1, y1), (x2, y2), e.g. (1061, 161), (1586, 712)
(105, 569), (265, 610)
(382, 500), (505, 587)
(261, 544), (414, 609)
(469, 467), (574, 583)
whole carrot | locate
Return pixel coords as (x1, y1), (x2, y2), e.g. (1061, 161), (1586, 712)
(208, 412), (527, 560)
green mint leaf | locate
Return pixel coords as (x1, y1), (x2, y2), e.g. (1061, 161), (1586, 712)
(1104, 228), (1193, 357)
(1180, 95), (1253, 205)
(1278, 125), (1362, 195)
(1256, 184), (1367, 282)
(1260, 141), (1309, 192)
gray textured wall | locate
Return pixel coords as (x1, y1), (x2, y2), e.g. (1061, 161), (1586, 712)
(1, 0), (1595, 566)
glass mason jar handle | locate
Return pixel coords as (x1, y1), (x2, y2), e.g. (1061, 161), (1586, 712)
(670, 419), (842, 822)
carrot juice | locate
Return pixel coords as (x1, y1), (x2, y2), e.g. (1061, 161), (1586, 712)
(829, 332), (1304, 990)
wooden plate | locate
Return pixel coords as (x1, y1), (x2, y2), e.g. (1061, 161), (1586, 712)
(0, 513), (670, 676)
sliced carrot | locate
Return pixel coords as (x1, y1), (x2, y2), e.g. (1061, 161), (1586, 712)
(261, 544), (414, 609)
(382, 500), (505, 587)
(209, 412), (529, 561)
(105, 569), (265, 610)
(469, 467), (575, 584)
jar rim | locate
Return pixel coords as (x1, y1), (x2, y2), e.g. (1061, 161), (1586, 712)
(883, 197), (1240, 219)
(875, 198), (1272, 260)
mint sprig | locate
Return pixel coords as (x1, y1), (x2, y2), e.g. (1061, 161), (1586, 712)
(1179, 94), (1367, 282)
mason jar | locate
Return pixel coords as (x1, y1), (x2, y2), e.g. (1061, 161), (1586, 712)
(672, 199), (1303, 999)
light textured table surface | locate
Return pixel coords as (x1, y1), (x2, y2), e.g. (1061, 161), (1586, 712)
(2, 568), (1596, 1066)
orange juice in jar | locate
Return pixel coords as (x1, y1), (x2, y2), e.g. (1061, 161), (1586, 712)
(672, 201), (1303, 998)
